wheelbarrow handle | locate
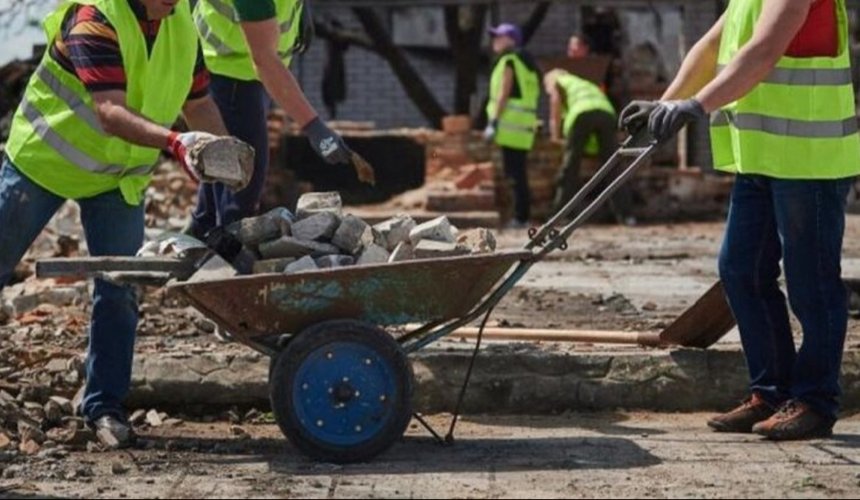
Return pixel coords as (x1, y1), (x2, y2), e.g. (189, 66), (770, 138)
(525, 127), (659, 256)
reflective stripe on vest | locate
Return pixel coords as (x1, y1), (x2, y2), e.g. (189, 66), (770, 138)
(711, 111), (858, 138)
(710, 0), (860, 179)
(36, 65), (104, 133)
(195, 14), (233, 56)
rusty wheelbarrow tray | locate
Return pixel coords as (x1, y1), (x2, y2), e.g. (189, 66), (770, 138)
(166, 250), (532, 355)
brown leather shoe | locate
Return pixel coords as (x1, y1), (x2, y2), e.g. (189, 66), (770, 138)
(707, 393), (775, 433)
(752, 400), (834, 441)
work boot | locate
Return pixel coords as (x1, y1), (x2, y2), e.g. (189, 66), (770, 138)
(752, 399), (834, 441)
(707, 393), (775, 433)
(91, 415), (135, 450)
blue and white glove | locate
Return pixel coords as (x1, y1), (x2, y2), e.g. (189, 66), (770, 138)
(303, 117), (352, 165)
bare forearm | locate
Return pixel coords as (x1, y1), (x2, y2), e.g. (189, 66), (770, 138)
(549, 98), (562, 140)
(95, 100), (171, 149)
(183, 96), (229, 135)
(255, 55), (317, 127)
(662, 16), (725, 100)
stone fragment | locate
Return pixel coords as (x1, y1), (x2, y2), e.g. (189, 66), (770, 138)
(315, 255), (355, 268)
(357, 244), (390, 265)
(413, 240), (470, 259)
(189, 136), (255, 190)
(186, 254), (238, 283)
(45, 358), (68, 373)
(259, 237), (339, 260)
(332, 215), (374, 254)
(373, 214), (416, 251)
(388, 241), (414, 263)
(96, 428), (121, 450)
(18, 421), (46, 444)
(252, 258), (296, 274)
(285, 256), (319, 274)
(456, 228), (497, 254)
(19, 439), (40, 456)
(409, 216), (456, 245)
(163, 418), (184, 427)
(145, 409), (163, 427)
(110, 461), (129, 475)
(296, 192), (342, 219)
(44, 400), (64, 425)
(233, 207), (295, 246)
(291, 212), (340, 242)
(49, 396), (73, 416)
(129, 409), (147, 426)
(0, 433), (11, 450)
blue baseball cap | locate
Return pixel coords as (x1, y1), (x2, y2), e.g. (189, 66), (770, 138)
(488, 23), (523, 46)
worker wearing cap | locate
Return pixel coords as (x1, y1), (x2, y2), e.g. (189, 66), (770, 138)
(190, 0), (354, 237)
(622, 0), (858, 440)
(0, 0), (237, 448)
(485, 23), (541, 228)
(544, 67), (621, 219)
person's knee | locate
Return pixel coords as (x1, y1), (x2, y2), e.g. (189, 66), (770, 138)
(718, 247), (758, 291)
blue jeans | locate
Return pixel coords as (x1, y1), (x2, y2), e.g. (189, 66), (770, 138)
(0, 158), (143, 422)
(718, 174), (852, 421)
(190, 74), (271, 236)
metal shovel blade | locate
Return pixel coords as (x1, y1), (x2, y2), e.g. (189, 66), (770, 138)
(659, 280), (736, 349)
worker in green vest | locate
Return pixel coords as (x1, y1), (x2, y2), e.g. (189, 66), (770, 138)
(0, 0), (239, 448)
(545, 67), (630, 223)
(190, 0), (354, 238)
(484, 23), (541, 228)
(622, 0), (858, 440)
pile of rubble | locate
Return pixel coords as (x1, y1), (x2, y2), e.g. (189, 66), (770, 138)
(224, 191), (497, 275)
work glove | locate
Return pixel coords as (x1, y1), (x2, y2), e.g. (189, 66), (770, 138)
(648, 99), (706, 143)
(167, 131), (218, 183)
(303, 117), (352, 165)
(483, 120), (498, 142)
(618, 100), (659, 133)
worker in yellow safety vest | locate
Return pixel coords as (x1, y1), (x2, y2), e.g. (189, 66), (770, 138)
(0, 0), (242, 449)
(621, 0), (859, 441)
(485, 23), (541, 228)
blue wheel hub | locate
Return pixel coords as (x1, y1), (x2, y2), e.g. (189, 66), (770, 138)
(292, 341), (397, 447)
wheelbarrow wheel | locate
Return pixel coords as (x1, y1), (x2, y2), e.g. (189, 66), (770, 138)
(269, 320), (413, 463)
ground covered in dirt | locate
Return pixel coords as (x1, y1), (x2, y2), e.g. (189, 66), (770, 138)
(1, 412), (859, 499)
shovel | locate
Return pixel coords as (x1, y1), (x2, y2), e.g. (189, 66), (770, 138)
(657, 280), (736, 348)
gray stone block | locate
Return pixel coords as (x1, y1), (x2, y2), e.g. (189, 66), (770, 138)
(226, 208), (294, 247)
(388, 241), (414, 263)
(357, 244), (391, 265)
(285, 256), (319, 274)
(373, 214), (416, 250)
(258, 237), (340, 259)
(187, 255), (238, 283)
(291, 212), (340, 242)
(409, 216), (457, 245)
(315, 255), (356, 268)
(456, 228), (497, 254)
(332, 215), (374, 254)
(296, 192), (342, 219)
(252, 258), (296, 274)
(413, 240), (470, 259)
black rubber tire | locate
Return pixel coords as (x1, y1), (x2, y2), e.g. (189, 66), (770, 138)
(269, 320), (413, 463)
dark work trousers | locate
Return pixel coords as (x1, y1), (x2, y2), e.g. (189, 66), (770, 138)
(190, 74), (271, 237)
(502, 146), (531, 223)
(719, 175), (853, 421)
(553, 109), (631, 222)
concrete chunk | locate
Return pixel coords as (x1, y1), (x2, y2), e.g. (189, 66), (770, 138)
(388, 241), (414, 263)
(296, 192), (342, 219)
(456, 228), (497, 254)
(291, 212), (340, 242)
(373, 214), (416, 251)
(186, 255), (238, 283)
(409, 216), (456, 245)
(285, 256), (319, 274)
(252, 258), (296, 274)
(357, 244), (390, 266)
(226, 208), (293, 247)
(315, 255), (355, 268)
(332, 215), (374, 254)
(259, 236), (339, 259)
(413, 240), (470, 259)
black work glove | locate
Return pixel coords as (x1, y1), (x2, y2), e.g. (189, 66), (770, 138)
(618, 100), (659, 133)
(303, 117), (352, 165)
(648, 99), (706, 142)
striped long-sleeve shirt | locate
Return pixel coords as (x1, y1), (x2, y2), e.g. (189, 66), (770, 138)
(49, 0), (210, 100)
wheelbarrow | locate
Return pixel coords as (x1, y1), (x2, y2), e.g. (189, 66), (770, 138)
(37, 129), (725, 463)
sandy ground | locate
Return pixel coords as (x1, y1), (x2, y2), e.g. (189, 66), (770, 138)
(2, 412), (859, 499)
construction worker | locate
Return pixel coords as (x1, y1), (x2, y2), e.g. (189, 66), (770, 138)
(484, 23), (541, 228)
(0, 0), (237, 448)
(190, 0), (353, 237)
(622, 0), (858, 440)
(545, 68), (630, 222)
